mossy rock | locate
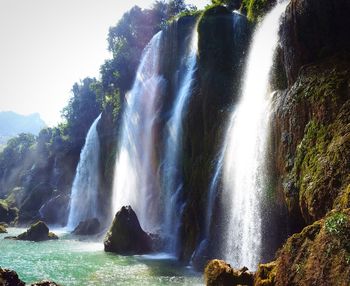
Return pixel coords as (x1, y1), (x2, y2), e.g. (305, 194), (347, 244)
(241, 0), (276, 21)
(104, 206), (152, 255)
(204, 259), (254, 286)
(254, 261), (277, 286)
(14, 221), (58, 241)
(0, 199), (18, 224)
(274, 209), (350, 285)
(0, 225), (7, 233)
(273, 54), (350, 226)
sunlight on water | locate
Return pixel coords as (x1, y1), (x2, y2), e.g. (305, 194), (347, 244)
(0, 228), (202, 285)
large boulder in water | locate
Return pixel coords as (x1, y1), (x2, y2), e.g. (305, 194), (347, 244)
(10, 221), (58, 241)
(204, 259), (254, 286)
(104, 206), (152, 255)
(0, 268), (25, 286)
(72, 218), (100, 235)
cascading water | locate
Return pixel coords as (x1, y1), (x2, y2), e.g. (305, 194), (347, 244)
(112, 32), (164, 233)
(162, 26), (198, 254)
(205, 10), (248, 240)
(221, 1), (289, 270)
(67, 114), (101, 230)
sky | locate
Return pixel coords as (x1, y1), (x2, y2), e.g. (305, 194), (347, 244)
(0, 0), (210, 126)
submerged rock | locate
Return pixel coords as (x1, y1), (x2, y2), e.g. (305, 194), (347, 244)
(30, 281), (61, 286)
(104, 206), (152, 255)
(0, 268), (25, 286)
(72, 218), (100, 235)
(8, 221), (58, 241)
(204, 259), (254, 286)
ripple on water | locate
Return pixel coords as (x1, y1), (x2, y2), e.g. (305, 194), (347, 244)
(0, 228), (203, 285)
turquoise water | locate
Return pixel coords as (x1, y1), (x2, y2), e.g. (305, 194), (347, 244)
(0, 228), (203, 285)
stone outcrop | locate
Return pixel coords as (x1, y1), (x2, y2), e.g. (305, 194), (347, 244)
(280, 0), (350, 85)
(7, 221), (58, 241)
(72, 218), (100, 235)
(253, 209), (350, 286)
(204, 259), (254, 286)
(104, 206), (152, 255)
(0, 224), (7, 233)
(0, 200), (18, 224)
(0, 268), (25, 286)
(272, 54), (350, 226)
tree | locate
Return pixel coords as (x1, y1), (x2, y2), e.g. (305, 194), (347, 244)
(61, 78), (102, 148)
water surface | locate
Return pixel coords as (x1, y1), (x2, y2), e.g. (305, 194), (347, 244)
(0, 228), (203, 285)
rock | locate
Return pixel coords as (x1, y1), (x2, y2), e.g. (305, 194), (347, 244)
(0, 225), (7, 233)
(0, 222), (9, 228)
(15, 221), (58, 241)
(30, 281), (61, 286)
(263, 209), (350, 285)
(0, 200), (18, 224)
(104, 206), (152, 255)
(39, 194), (70, 226)
(204, 259), (254, 286)
(72, 218), (100, 235)
(272, 55), (350, 226)
(254, 261), (277, 286)
(280, 0), (350, 85)
(0, 268), (25, 286)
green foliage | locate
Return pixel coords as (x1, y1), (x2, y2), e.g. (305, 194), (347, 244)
(61, 77), (102, 147)
(241, 0), (273, 21)
(0, 133), (36, 174)
(325, 212), (349, 236)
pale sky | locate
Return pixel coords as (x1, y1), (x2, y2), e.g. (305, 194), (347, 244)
(0, 0), (209, 126)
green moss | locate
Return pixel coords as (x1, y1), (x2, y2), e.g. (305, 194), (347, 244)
(241, 0), (274, 21)
(325, 212), (349, 236)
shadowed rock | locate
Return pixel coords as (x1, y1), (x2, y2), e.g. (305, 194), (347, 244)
(0, 268), (25, 286)
(104, 206), (152, 255)
(6, 221), (58, 241)
(72, 218), (100, 235)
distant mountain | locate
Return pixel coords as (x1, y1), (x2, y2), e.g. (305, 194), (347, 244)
(0, 111), (46, 146)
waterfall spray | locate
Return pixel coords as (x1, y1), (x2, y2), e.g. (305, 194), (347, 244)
(221, 1), (288, 270)
(112, 32), (164, 233)
(67, 114), (101, 230)
(162, 25), (198, 254)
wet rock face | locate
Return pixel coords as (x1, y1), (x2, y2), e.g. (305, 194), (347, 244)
(104, 206), (152, 255)
(0, 201), (18, 224)
(72, 218), (100, 235)
(39, 194), (70, 226)
(204, 259), (254, 286)
(280, 0), (350, 85)
(272, 55), (350, 226)
(9, 221), (58, 241)
(274, 209), (350, 286)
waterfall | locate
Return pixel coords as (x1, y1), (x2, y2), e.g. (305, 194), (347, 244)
(205, 10), (248, 241)
(67, 114), (101, 230)
(112, 31), (164, 233)
(162, 26), (198, 254)
(222, 1), (288, 270)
